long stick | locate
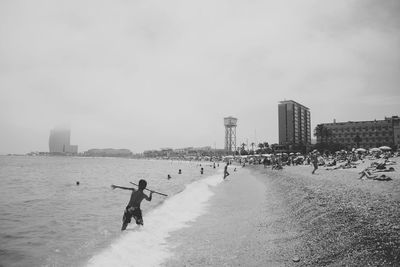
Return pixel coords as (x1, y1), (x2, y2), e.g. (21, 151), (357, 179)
(130, 182), (168, 197)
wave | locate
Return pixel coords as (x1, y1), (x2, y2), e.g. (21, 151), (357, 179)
(87, 171), (223, 267)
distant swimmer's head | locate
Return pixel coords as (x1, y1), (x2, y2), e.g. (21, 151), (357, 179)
(138, 179), (147, 190)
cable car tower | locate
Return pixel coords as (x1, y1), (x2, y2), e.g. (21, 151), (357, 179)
(224, 116), (237, 153)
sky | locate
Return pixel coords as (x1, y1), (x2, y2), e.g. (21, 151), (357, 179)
(0, 0), (399, 154)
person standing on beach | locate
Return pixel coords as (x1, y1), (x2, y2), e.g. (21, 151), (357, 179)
(111, 179), (153, 230)
(223, 163), (230, 179)
(311, 152), (319, 174)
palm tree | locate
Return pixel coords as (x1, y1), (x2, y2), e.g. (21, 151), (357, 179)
(257, 143), (264, 154)
(241, 143), (246, 150)
(263, 142), (271, 153)
(240, 143), (247, 155)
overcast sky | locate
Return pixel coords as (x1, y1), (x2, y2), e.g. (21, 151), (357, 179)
(0, 0), (399, 154)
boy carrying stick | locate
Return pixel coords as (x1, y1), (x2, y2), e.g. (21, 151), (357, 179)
(111, 179), (153, 231)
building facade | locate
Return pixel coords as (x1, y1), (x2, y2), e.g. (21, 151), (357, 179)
(143, 146), (219, 159)
(316, 116), (400, 149)
(278, 100), (311, 147)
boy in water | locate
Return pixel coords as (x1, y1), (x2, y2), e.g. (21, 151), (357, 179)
(111, 179), (153, 231)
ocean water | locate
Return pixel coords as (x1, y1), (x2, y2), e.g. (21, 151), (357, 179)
(0, 156), (222, 267)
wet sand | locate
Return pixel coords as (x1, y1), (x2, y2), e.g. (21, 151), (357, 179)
(164, 167), (303, 266)
(164, 159), (400, 266)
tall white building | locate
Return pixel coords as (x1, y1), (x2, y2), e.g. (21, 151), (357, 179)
(278, 100), (311, 146)
(49, 127), (78, 154)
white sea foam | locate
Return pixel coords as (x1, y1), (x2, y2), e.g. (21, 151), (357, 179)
(87, 172), (223, 267)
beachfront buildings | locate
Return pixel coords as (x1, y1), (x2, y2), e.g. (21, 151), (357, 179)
(278, 100), (312, 150)
(83, 148), (132, 157)
(142, 146), (225, 159)
(49, 127), (78, 154)
(316, 116), (400, 149)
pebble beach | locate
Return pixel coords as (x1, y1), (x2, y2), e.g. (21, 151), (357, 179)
(165, 159), (400, 266)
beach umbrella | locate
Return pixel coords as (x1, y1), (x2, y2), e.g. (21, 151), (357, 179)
(379, 146), (391, 151)
(369, 148), (381, 152)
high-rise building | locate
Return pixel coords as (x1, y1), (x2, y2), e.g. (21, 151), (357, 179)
(316, 116), (400, 149)
(278, 100), (311, 146)
(49, 127), (78, 154)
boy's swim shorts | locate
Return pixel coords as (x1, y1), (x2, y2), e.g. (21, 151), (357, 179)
(123, 206), (143, 225)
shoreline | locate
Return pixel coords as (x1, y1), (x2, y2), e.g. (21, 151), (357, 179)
(163, 162), (400, 266)
(164, 167), (302, 266)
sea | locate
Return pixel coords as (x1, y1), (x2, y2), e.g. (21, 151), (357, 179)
(0, 156), (223, 267)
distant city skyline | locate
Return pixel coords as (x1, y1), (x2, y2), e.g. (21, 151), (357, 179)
(0, 0), (399, 154)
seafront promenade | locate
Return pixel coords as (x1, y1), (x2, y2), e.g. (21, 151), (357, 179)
(165, 159), (400, 266)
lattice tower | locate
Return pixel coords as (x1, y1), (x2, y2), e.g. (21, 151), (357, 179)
(224, 117), (238, 153)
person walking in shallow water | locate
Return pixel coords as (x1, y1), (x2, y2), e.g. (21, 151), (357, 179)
(111, 179), (153, 230)
(223, 163), (230, 179)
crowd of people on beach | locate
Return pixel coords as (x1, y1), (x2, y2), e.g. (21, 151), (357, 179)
(224, 148), (399, 179)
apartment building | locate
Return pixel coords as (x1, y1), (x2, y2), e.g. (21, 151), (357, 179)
(316, 116), (400, 149)
(278, 100), (311, 146)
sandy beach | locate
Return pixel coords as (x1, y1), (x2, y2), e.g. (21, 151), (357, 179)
(164, 160), (400, 266)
